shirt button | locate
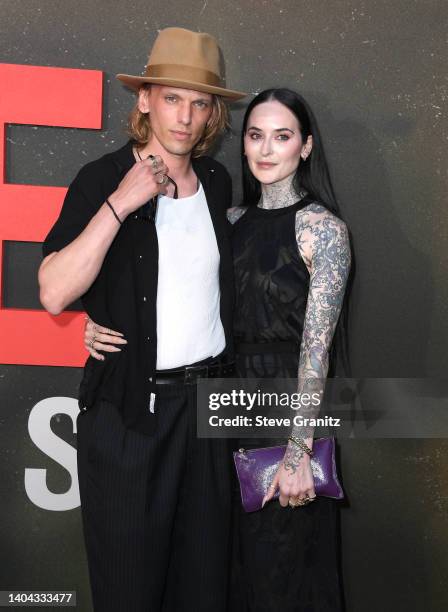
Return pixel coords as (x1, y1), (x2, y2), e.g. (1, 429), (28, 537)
(143, 296), (147, 302)
(146, 336), (150, 341)
(134, 214), (138, 219)
(138, 255), (143, 260)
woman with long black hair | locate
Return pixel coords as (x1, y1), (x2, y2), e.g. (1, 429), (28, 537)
(227, 88), (352, 611)
(83, 88), (352, 611)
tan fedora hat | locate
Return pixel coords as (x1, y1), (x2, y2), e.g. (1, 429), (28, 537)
(116, 27), (247, 101)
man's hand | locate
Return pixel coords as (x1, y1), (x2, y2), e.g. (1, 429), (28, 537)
(109, 155), (170, 219)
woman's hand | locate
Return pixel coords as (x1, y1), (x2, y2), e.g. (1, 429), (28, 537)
(84, 316), (127, 361)
(262, 441), (316, 508)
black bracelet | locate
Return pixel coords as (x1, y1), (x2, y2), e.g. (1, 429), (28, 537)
(105, 198), (122, 225)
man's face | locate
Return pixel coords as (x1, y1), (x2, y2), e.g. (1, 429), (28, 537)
(139, 85), (214, 156)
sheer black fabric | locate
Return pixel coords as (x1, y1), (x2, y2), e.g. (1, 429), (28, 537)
(230, 197), (343, 611)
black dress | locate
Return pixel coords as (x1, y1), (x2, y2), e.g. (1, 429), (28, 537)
(229, 196), (343, 611)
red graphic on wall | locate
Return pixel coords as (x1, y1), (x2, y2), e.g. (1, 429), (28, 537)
(0, 63), (102, 367)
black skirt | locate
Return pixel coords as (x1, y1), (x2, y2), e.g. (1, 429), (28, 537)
(229, 351), (344, 612)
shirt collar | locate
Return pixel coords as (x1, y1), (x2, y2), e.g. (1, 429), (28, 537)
(111, 140), (214, 215)
(112, 138), (137, 177)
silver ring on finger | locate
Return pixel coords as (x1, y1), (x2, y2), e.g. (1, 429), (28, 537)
(89, 335), (97, 350)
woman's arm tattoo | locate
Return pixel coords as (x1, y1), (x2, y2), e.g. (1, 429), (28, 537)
(282, 204), (351, 474)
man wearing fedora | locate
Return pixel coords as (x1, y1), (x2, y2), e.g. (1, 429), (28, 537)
(39, 27), (246, 612)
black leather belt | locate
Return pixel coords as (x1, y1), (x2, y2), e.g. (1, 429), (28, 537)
(155, 361), (235, 385)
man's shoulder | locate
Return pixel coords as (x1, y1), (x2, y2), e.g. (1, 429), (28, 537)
(72, 140), (133, 187)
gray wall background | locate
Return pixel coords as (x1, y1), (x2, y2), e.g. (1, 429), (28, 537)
(1, 1), (447, 610)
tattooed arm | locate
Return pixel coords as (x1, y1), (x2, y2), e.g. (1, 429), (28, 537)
(263, 203), (351, 507)
(283, 203), (351, 472)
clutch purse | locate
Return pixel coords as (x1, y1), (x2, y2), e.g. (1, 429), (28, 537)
(233, 437), (344, 512)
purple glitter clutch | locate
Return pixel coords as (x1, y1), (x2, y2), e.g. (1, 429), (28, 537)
(233, 437), (344, 512)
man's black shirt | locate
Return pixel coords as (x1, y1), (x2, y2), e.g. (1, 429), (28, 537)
(42, 139), (235, 435)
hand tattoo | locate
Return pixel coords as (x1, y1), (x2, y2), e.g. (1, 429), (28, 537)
(282, 441), (305, 474)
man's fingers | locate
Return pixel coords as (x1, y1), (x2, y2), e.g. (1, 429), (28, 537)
(149, 161), (169, 176)
(141, 154), (164, 167)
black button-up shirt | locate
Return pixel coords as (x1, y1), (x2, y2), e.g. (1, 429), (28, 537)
(42, 139), (235, 435)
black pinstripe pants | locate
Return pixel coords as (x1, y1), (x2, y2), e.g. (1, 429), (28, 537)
(76, 383), (233, 612)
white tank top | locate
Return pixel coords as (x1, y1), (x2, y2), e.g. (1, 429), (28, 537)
(155, 182), (226, 369)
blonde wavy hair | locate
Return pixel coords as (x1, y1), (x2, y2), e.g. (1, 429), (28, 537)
(124, 84), (229, 158)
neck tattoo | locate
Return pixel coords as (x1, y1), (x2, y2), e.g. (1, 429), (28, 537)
(258, 174), (304, 210)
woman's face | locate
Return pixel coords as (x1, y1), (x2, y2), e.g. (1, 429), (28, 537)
(243, 100), (311, 185)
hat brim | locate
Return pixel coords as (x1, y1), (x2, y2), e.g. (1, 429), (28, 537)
(116, 74), (247, 101)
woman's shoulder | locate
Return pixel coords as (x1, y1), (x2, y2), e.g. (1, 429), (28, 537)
(296, 200), (348, 232)
(227, 206), (248, 224)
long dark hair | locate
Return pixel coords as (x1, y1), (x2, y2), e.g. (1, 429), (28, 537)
(241, 88), (354, 377)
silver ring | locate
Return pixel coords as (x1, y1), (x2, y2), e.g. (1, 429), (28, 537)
(157, 173), (166, 185)
(89, 335), (97, 350)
